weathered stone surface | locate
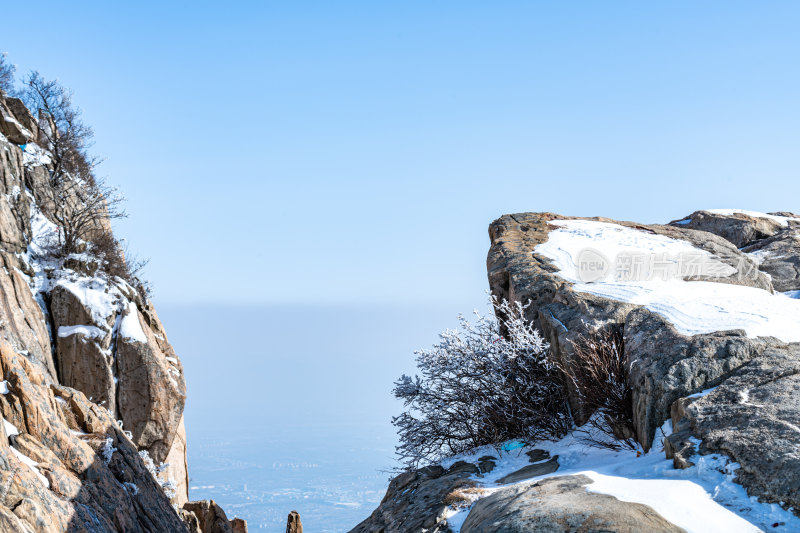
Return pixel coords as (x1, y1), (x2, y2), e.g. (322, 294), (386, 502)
(0, 253), (55, 379)
(495, 455), (559, 484)
(49, 283), (116, 413)
(286, 511), (302, 533)
(117, 301), (187, 464)
(0, 96), (35, 145)
(350, 463), (478, 533)
(3, 97), (38, 140)
(461, 475), (684, 533)
(669, 344), (800, 511)
(488, 212), (773, 434)
(232, 517), (248, 533)
(624, 308), (773, 450)
(0, 341), (190, 532)
(669, 210), (798, 248)
(743, 230), (800, 292)
(669, 210), (800, 292)
(166, 415), (190, 506)
(182, 500), (246, 533)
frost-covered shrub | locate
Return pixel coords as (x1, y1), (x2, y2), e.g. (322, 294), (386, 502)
(100, 437), (117, 465)
(90, 231), (153, 299)
(139, 450), (176, 499)
(392, 297), (571, 468)
(562, 325), (637, 450)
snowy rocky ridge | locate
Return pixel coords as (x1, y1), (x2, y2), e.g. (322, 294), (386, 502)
(0, 91), (244, 531)
(355, 209), (800, 532)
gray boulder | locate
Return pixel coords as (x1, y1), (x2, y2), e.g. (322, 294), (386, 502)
(461, 475), (684, 533)
(669, 210), (798, 248)
(742, 230), (800, 292)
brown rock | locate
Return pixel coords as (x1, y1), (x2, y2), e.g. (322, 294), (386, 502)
(287, 511), (303, 533)
(0, 96), (35, 145)
(182, 500), (234, 533)
(231, 517), (248, 533)
(0, 340), (191, 532)
(117, 301), (187, 463)
(165, 415), (190, 505)
(0, 253), (56, 379)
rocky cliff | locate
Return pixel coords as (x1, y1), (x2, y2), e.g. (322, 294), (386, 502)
(0, 93), (244, 531)
(355, 209), (800, 532)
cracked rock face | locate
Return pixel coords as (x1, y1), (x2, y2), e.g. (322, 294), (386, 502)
(668, 344), (800, 511)
(0, 92), (239, 529)
(0, 341), (189, 532)
(487, 211), (800, 513)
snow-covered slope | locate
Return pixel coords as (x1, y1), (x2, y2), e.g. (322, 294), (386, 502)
(535, 219), (800, 342)
(443, 422), (800, 532)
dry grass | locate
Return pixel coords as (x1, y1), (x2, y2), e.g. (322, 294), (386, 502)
(443, 479), (489, 509)
(563, 325), (638, 450)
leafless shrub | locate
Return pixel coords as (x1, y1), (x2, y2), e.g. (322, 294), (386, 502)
(20, 72), (127, 256)
(562, 325), (637, 450)
(90, 232), (152, 300)
(392, 296), (571, 469)
(0, 53), (15, 96)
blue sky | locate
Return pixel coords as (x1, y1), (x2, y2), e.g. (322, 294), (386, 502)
(3, 1), (800, 306)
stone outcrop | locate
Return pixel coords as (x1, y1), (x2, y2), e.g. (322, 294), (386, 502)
(670, 209), (800, 292)
(181, 500), (246, 533)
(666, 344), (800, 510)
(487, 213), (773, 435)
(351, 461), (484, 533)
(0, 341), (188, 531)
(358, 209), (800, 531)
(461, 475), (684, 533)
(286, 511), (302, 533)
(0, 97), (35, 145)
(0, 91), (242, 531)
(486, 211), (800, 512)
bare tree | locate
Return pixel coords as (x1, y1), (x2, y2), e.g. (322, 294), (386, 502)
(392, 296), (571, 468)
(21, 72), (126, 256)
(561, 325), (637, 450)
(0, 53), (14, 95)
(52, 177), (127, 256)
(21, 72), (96, 184)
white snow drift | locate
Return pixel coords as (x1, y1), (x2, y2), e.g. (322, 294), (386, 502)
(534, 219), (800, 343)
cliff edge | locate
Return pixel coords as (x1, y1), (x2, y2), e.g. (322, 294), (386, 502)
(0, 91), (243, 532)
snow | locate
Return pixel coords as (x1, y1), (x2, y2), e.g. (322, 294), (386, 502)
(55, 278), (118, 325)
(119, 302), (147, 343)
(2, 418), (50, 488)
(783, 290), (800, 299)
(686, 386), (718, 399)
(704, 209), (800, 227)
(534, 220), (800, 343)
(0, 381), (8, 395)
(21, 143), (52, 167)
(583, 470), (760, 532)
(57, 325), (106, 339)
(3, 417), (18, 437)
(443, 424), (800, 533)
(28, 206), (59, 260)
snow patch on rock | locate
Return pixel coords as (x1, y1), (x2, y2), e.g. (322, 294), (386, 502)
(535, 219), (800, 343)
